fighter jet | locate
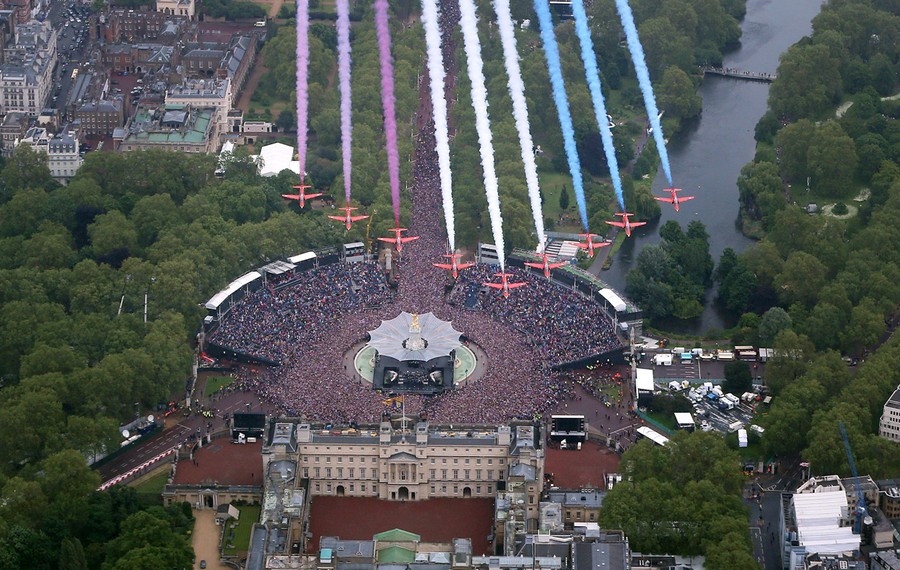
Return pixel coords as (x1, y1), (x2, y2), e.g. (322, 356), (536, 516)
(281, 182), (323, 208)
(483, 272), (527, 299)
(655, 187), (695, 212)
(328, 206), (370, 230)
(433, 253), (475, 278)
(605, 212), (647, 237)
(377, 227), (419, 252)
(524, 253), (568, 278)
(575, 233), (611, 257)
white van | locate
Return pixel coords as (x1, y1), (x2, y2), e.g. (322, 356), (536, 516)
(255, 19), (266, 27)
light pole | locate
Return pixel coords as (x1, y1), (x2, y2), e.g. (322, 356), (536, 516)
(144, 276), (156, 324)
(117, 274), (132, 316)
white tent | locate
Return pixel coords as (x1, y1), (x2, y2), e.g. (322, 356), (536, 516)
(793, 490), (859, 554)
(635, 368), (654, 393)
(256, 142), (300, 177)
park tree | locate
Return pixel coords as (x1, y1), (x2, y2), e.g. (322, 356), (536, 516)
(637, 18), (694, 77)
(737, 160), (786, 222)
(807, 122), (858, 198)
(775, 119), (815, 183)
(764, 330), (817, 394)
(658, 66), (701, 120)
(774, 251), (827, 307)
(769, 43), (842, 120)
(723, 361), (753, 395)
(758, 307), (792, 345)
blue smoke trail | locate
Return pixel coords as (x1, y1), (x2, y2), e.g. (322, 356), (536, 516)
(615, 0), (672, 186)
(533, 0), (589, 231)
(572, 0), (625, 211)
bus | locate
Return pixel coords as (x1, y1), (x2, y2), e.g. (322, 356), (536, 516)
(636, 426), (670, 446)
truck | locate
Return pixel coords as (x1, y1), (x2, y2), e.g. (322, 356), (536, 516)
(718, 399), (735, 411)
(724, 393), (740, 406)
(653, 353), (673, 366)
(717, 350), (735, 361)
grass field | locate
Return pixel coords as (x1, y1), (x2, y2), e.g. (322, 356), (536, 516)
(538, 171), (581, 232)
(205, 376), (235, 396)
(600, 384), (624, 403)
(645, 410), (678, 431)
(132, 470), (168, 498)
(223, 505), (261, 556)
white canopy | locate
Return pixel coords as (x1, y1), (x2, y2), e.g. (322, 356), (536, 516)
(367, 312), (462, 362)
(599, 289), (627, 312)
(635, 368), (654, 392)
(204, 271), (262, 310)
(256, 142), (300, 177)
(793, 490), (859, 554)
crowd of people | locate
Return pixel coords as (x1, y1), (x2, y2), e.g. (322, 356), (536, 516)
(208, 0), (626, 425)
(208, 263), (392, 363)
(448, 265), (623, 365)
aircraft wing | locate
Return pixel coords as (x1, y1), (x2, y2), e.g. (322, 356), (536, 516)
(548, 262), (567, 269)
(327, 215), (346, 222)
(631, 221), (648, 228)
(507, 282), (527, 289)
(399, 236), (420, 243)
(679, 195), (696, 202)
(349, 215), (369, 222)
(655, 196), (675, 203)
(605, 220), (626, 228)
(377, 237), (395, 243)
(433, 263), (453, 270)
(483, 282), (504, 289)
(281, 194), (301, 200)
(457, 262), (475, 269)
(523, 262), (543, 269)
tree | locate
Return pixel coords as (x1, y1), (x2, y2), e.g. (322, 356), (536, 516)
(764, 330), (816, 394)
(59, 537), (88, 570)
(774, 251), (827, 307)
(87, 211), (138, 262)
(0, 145), (57, 198)
(769, 43), (842, 120)
(775, 119), (815, 183)
(558, 184), (570, 210)
(758, 307), (792, 345)
(807, 122), (858, 198)
(658, 66), (701, 120)
(723, 361), (753, 395)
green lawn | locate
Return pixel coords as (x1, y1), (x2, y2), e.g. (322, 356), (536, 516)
(599, 383), (623, 402)
(223, 505), (261, 556)
(204, 376), (235, 396)
(538, 171), (581, 232)
(644, 410), (678, 432)
(131, 470), (168, 502)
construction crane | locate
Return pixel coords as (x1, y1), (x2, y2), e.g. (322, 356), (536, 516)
(839, 421), (868, 534)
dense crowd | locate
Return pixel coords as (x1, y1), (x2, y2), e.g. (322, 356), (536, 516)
(449, 265), (624, 365)
(208, 262), (392, 363)
(211, 0), (624, 424)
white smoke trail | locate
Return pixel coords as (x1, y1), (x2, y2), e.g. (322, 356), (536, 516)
(459, 0), (505, 269)
(421, 0), (455, 252)
(493, 0), (545, 253)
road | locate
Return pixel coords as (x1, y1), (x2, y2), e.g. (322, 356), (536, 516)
(48, 1), (92, 113)
(97, 387), (273, 484)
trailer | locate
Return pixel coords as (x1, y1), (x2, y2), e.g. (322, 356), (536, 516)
(653, 353), (673, 366)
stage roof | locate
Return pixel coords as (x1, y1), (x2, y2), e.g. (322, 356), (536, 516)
(635, 368), (654, 392)
(367, 312), (462, 362)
